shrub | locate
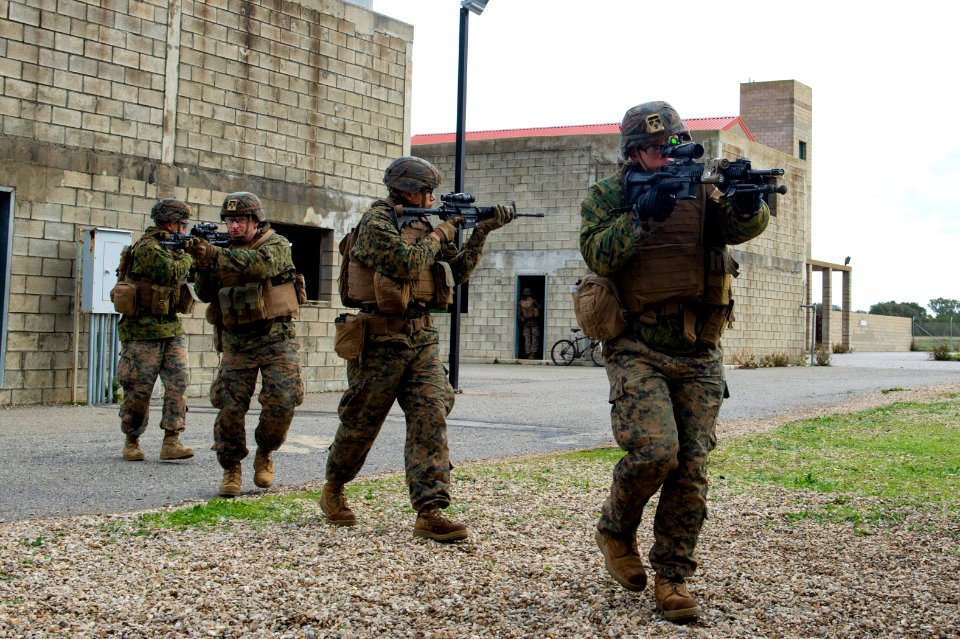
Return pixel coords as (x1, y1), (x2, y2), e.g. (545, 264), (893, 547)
(730, 350), (758, 369)
(815, 347), (832, 366)
(832, 342), (852, 354)
(759, 352), (790, 368)
(931, 344), (951, 361)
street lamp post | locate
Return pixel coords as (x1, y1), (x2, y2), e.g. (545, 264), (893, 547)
(448, 0), (488, 392)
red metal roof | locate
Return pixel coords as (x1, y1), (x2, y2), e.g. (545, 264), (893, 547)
(411, 116), (754, 146)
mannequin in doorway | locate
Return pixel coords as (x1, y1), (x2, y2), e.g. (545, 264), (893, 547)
(518, 288), (541, 359)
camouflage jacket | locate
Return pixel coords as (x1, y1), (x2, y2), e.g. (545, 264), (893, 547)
(118, 227), (193, 342)
(352, 197), (488, 347)
(194, 223), (297, 353)
(579, 164), (770, 351)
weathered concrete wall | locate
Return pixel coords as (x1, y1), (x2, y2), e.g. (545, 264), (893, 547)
(0, 0), (412, 403)
(827, 311), (912, 352)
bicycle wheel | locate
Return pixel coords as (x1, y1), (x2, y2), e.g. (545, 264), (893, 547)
(589, 341), (604, 367)
(550, 339), (577, 365)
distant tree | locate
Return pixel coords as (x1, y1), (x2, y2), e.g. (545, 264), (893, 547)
(928, 297), (960, 318)
(869, 300), (928, 319)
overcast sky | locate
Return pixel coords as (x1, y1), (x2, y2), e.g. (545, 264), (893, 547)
(371, 0), (959, 314)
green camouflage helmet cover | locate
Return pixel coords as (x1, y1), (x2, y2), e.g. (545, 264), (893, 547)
(220, 191), (266, 222)
(619, 101), (690, 158)
(383, 156), (442, 193)
(150, 198), (191, 223)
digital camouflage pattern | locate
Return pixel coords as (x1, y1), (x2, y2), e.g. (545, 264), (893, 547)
(580, 161), (769, 582)
(327, 340), (455, 510)
(210, 340), (304, 466)
(598, 337), (723, 580)
(327, 194), (489, 510)
(117, 228), (193, 342)
(193, 224), (303, 468)
(619, 101), (690, 158)
(193, 224), (298, 353)
(580, 166), (769, 352)
(117, 335), (188, 437)
(349, 198), (487, 349)
(219, 191), (266, 222)
(383, 156), (442, 194)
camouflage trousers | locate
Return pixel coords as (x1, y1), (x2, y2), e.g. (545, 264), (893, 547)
(117, 336), (188, 438)
(326, 339), (456, 511)
(210, 339), (304, 469)
(522, 324), (540, 357)
(598, 334), (725, 581)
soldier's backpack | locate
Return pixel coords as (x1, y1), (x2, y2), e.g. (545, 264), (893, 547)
(338, 226), (364, 308)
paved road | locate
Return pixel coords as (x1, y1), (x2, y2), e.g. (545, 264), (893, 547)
(1, 352), (956, 522)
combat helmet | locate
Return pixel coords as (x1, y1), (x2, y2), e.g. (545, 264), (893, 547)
(150, 198), (191, 223)
(220, 192), (266, 222)
(619, 101), (690, 158)
(383, 156), (442, 194)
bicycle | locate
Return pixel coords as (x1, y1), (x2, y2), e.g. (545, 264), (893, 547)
(550, 327), (604, 366)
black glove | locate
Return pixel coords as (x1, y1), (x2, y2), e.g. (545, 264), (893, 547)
(631, 183), (678, 228)
(476, 204), (514, 234)
(730, 192), (763, 218)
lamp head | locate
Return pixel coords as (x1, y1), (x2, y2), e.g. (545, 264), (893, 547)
(461, 0), (488, 15)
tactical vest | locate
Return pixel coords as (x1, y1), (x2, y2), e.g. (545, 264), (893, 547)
(212, 229), (301, 327)
(345, 216), (454, 314)
(612, 188), (738, 347)
(111, 230), (193, 316)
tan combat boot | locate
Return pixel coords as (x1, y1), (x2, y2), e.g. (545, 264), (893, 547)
(123, 436), (145, 462)
(253, 448), (274, 488)
(595, 529), (647, 591)
(219, 464), (242, 498)
(413, 504), (467, 542)
(320, 482), (357, 526)
(159, 433), (194, 461)
(654, 574), (700, 623)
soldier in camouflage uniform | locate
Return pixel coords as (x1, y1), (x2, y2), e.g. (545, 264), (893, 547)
(115, 198), (195, 462)
(321, 156), (514, 542)
(518, 288), (541, 359)
(187, 192), (304, 497)
(580, 102), (770, 622)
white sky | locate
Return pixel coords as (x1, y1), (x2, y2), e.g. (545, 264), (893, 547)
(371, 0), (960, 314)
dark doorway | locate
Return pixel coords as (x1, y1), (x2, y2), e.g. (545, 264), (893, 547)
(0, 189), (11, 385)
(516, 275), (546, 360)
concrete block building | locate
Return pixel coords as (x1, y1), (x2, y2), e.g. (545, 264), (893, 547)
(0, 0), (408, 403)
(0, 0), (901, 406)
(412, 80), (817, 364)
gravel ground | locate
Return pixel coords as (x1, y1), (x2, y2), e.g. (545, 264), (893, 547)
(1, 385), (958, 639)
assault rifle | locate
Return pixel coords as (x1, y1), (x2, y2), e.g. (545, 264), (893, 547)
(160, 222), (231, 250)
(392, 193), (544, 230)
(623, 141), (788, 205)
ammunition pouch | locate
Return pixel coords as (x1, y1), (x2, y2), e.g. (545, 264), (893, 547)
(334, 313), (366, 360)
(111, 278), (191, 317)
(572, 274), (628, 341)
(176, 282), (195, 315)
(217, 279), (299, 327)
(704, 247), (739, 306)
(110, 280), (138, 315)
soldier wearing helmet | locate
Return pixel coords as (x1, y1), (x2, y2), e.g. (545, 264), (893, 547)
(517, 287), (541, 359)
(321, 155), (514, 542)
(579, 102), (771, 622)
(188, 191), (304, 498)
(113, 198), (195, 464)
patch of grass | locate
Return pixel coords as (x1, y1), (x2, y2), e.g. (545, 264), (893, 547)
(710, 400), (960, 506)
